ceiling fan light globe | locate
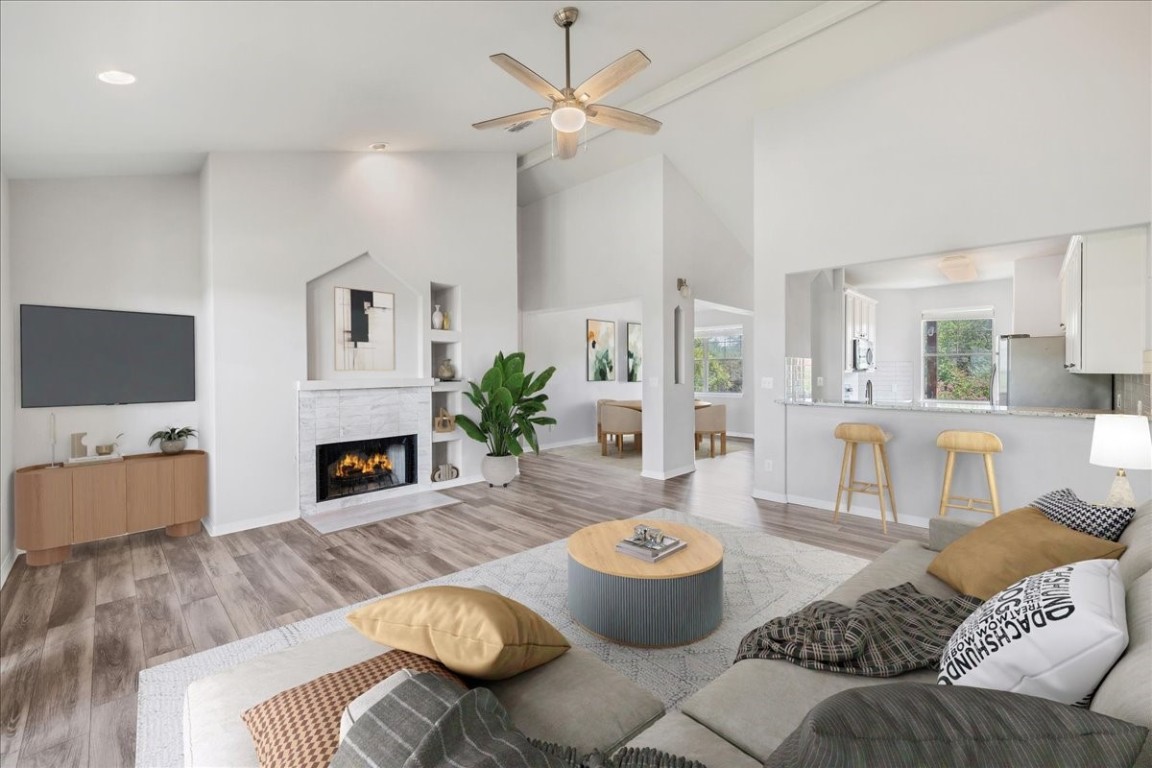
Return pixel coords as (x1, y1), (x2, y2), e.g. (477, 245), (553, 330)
(550, 105), (586, 133)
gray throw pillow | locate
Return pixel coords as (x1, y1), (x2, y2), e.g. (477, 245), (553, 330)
(765, 683), (1149, 768)
(1033, 488), (1135, 542)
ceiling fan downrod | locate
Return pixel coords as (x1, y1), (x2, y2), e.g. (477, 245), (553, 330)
(554, 7), (579, 96)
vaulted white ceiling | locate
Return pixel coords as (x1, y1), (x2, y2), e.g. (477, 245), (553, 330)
(0, 0), (821, 179)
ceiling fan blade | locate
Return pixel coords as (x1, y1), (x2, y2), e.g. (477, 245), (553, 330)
(490, 53), (563, 102)
(472, 108), (552, 131)
(585, 104), (662, 135)
(554, 129), (579, 160)
(574, 50), (650, 103)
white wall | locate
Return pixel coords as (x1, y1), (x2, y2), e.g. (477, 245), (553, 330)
(522, 301), (642, 447)
(754, 0), (1152, 500)
(9, 175), (203, 469)
(202, 152), (518, 533)
(0, 168), (14, 585)
(1012, 254), (1064, 337)
(694, 306), (754, 436)
(306, 253), (422, 380)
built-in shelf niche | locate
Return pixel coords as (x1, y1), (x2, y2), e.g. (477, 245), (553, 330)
(429, 281), (465, 484)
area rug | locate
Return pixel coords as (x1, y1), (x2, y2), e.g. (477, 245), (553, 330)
(546, 437), (752, 473)
(136, 508), (868, 767)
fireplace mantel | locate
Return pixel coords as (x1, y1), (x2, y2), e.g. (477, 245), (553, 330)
(298, 378), (434, 391)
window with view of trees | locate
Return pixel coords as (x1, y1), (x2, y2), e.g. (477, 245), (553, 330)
(923, 314), (994, 401)
(694, 329), (743, 394)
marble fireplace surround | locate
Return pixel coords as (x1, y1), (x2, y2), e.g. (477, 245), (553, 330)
(297, 379), (433, 518)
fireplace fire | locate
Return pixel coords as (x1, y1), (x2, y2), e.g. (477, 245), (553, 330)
(316, 434), (417, 503)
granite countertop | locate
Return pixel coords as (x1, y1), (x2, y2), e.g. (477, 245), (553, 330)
(778, 399), (1113, 419)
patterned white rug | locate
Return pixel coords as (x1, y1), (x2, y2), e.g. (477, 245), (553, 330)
(136, 508), (869, 767)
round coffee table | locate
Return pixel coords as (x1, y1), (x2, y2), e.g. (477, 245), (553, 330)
(567, 519), (724, 647)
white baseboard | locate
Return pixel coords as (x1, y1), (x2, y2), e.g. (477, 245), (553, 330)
(786, 494), (930, 529)
(641, 464), (696, 481)
(0, 547), (16, 588)
(204, 509), (299, 537)
(752, 488), (788, 504)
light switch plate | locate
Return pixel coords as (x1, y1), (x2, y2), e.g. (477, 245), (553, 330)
(761, 377), (774, 390)
(816, 376), (824, 387)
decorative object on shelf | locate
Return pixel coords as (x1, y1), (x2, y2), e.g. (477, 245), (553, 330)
(95, 432), (124, 456)
(442, 310), (451, 331)
(586, 319), (615, 381)
(70, 432), (88, 459)
(457, 351), (557, 487)
(335, 287), (395, 371)
(432, 304), (444, 330)
(1089, 414), (1152, 507)
(437, 358), (458, 381)
(677, 278), (691, 298)
(432, 464), (460, 482)
(149, 426), (198, 455)
(627, 322), (642, 382)
(434, 408), (457, 433)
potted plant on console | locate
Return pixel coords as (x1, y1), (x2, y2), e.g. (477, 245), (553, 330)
(149, 426), (198, 455)
(456, 352), (556, 487)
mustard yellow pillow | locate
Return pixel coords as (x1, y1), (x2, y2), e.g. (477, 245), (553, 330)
(346, 586), (570, 680)
(927, 506), (1127, 600)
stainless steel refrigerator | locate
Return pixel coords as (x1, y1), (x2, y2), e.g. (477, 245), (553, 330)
(996, 335), (1113, 409)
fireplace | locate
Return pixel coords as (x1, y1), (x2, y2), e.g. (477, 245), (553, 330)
(316, 434), (417, 503)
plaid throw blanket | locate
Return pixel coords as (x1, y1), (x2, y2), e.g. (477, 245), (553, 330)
(734, 583), (982, 677)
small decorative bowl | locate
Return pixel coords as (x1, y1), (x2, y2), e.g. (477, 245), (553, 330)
(95, 444), (115, 456)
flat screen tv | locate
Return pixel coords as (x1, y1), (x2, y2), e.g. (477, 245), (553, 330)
(20, 305), (195, 407)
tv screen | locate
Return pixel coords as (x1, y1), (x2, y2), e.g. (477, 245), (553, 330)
(20, 305), (195, 407)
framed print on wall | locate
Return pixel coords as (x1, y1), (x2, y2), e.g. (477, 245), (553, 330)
(627, 322), (642, 382)
(587, 319), (615, 381)
(335, 287), (395, 371)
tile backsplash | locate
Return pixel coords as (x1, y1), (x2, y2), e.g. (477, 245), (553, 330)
(1114, 373), (1151, 415)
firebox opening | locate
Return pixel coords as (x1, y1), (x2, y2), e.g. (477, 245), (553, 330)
(316, 434), (417, 503)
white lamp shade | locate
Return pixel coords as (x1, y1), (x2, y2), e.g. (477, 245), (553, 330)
(550, 105), (586, 133)
(1090, 414), (1152, 470)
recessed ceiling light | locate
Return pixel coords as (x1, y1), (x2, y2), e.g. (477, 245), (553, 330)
(97, 70), (137, 85)
(368, 142), (388, 152)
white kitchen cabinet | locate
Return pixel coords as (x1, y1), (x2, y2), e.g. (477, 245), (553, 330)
(843, 289), (877, 371)
(1060, 227), (1147, 374)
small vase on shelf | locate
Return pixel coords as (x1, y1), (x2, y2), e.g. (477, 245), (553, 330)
(432, 305), (444, 330)
(437, 358), (457, 380)
(442, 311), (451, 331)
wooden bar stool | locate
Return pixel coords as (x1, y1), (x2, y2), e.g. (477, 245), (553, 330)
(936, 430), (1003, 518)
(833, 423), (897, 533)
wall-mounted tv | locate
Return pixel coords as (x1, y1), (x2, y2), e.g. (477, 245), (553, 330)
(20, 305), (195, 408)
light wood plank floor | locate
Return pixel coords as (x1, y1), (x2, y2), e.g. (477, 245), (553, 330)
(0, 445), (924, 767)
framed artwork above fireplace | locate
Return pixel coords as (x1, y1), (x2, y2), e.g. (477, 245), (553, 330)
(335, 287), (395, 371)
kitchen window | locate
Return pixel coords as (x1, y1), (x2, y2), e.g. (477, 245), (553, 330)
(922, 308), (994, 402)
(694, 327), (743, 394)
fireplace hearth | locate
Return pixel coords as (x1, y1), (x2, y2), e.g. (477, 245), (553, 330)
(316, 434), (417, 503)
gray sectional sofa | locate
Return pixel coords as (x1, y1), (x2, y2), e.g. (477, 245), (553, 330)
(184, 502), (1151, 767)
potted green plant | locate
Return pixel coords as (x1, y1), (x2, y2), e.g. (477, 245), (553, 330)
(149, 426), (198, 455)
(456, 352), (556, 487)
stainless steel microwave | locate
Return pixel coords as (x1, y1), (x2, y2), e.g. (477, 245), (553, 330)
(853, 338), (874, 371)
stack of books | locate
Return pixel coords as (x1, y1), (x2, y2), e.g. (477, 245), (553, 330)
(615, 534), (687, 562)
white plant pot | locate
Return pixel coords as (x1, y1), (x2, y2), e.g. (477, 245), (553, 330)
(481, 454), (518, 488)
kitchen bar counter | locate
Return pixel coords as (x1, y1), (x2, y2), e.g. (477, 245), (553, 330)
(778, 400), (1114, 419)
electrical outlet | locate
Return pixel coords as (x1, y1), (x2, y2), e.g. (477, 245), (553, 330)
(764, 459), (774, 472)
(816, 376), (824, 387)
(761, 377), (774, 390)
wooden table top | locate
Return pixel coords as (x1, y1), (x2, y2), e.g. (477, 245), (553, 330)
(608, 400), (713, 412)
(567, 519), (723, 580)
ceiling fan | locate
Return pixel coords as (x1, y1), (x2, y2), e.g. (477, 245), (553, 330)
(472, 6), (662, 159)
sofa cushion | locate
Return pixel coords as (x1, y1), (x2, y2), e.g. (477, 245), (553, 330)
(927, 507), (1126, 600)
(623, 711), (761, 768)
(765, 683), (1149, 768)
(938, 559), (1127, 707)
(346, 585), (570, 680)
(822, 539), (957, 606)
(679, 656), (938, 762)
(1117, 502), (1152, 587)
(242, 649), (464, 768)
(1091, 569), (1152, 728)
(484, 647), (664, 755)
(1033, 488), (1135, 542)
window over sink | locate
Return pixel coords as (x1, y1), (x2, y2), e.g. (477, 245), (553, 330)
(922, 308), (994, 402)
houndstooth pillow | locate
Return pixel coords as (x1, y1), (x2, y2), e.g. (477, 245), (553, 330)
(1032, 488), (1135, 542)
